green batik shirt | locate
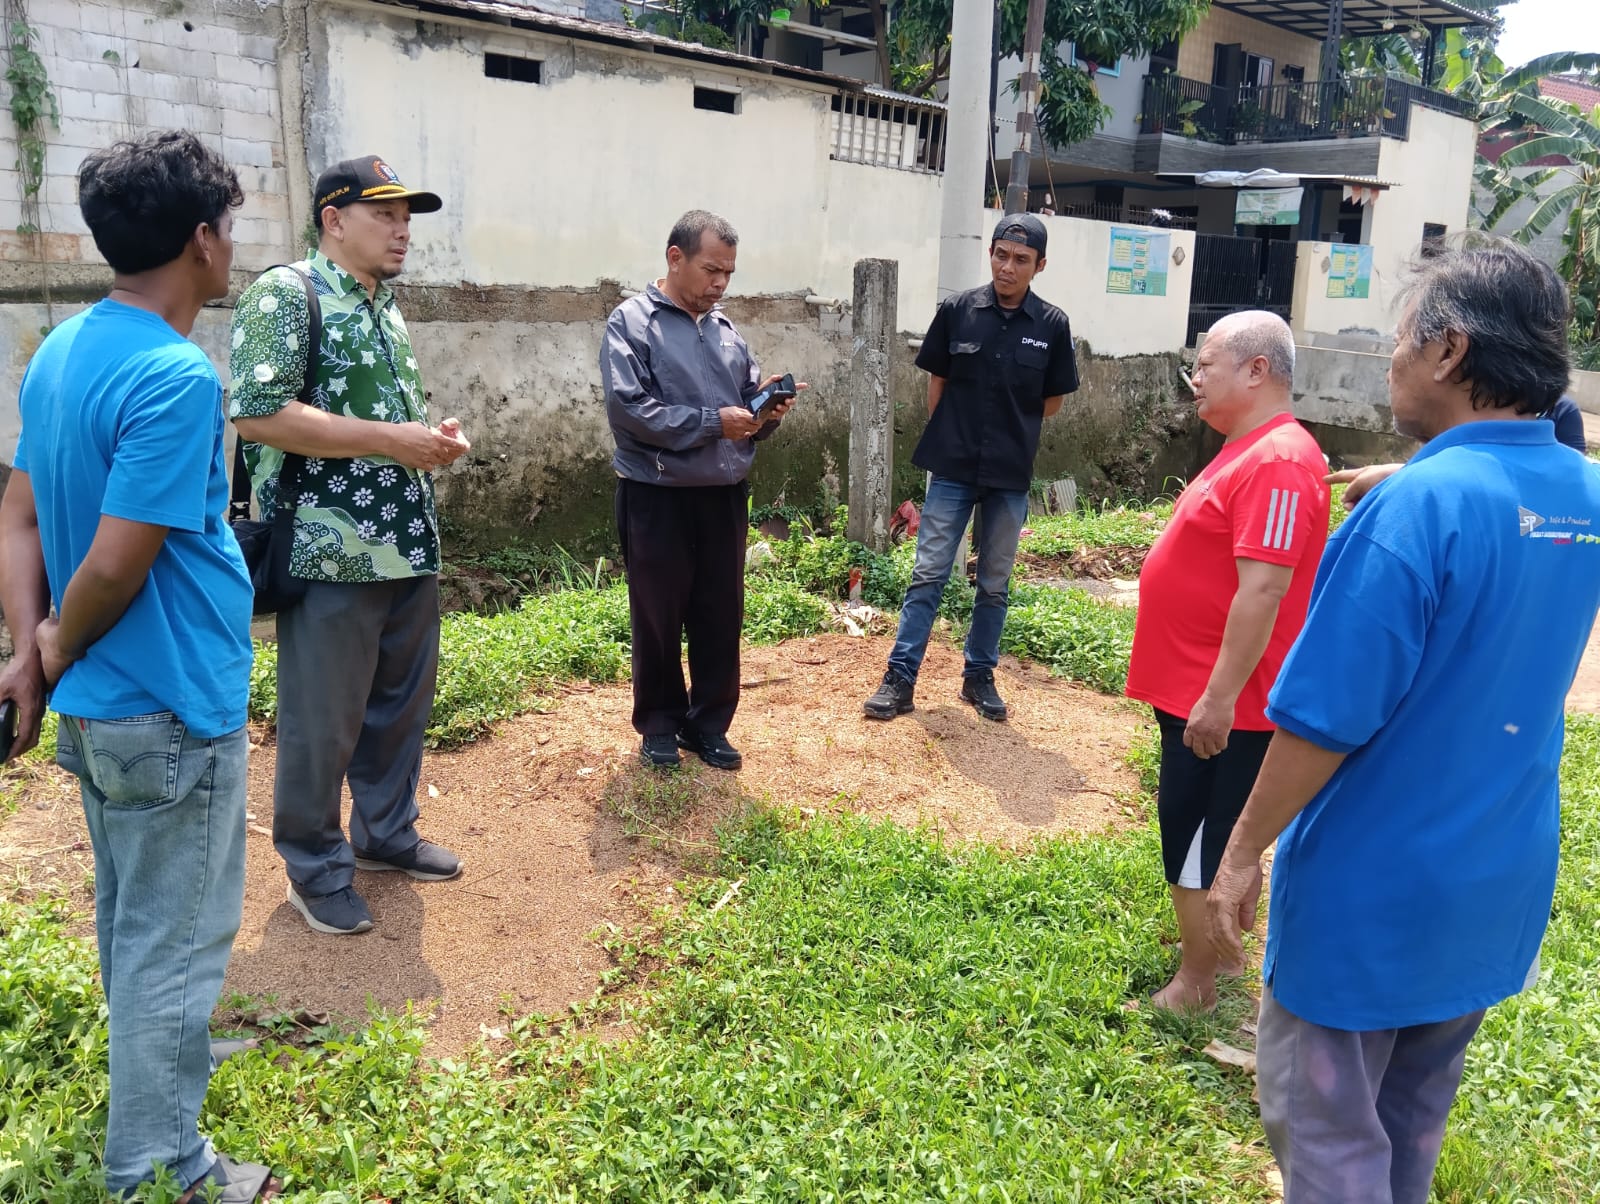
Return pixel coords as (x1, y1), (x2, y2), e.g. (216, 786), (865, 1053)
(228, 251), (440, 582)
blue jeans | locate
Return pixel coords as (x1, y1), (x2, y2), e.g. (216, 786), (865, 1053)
(887, 475), (1031, 684)
(56, 713), (249, 1196)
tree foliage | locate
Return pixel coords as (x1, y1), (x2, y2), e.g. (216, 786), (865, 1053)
(892, 0), (1209, 145)
(1473, 53), (1600, 360)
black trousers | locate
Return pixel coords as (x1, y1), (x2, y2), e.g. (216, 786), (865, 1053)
(615, 478), (747, 737)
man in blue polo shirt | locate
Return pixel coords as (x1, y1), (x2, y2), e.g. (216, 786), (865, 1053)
(1206, 236), (1600, 1204)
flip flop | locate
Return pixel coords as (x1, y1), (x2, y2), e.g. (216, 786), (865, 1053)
(209, 1037), (260, 1068)
(176, 1154), (282, 1203)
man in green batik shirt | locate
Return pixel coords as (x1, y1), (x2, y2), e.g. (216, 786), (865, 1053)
(230, 155), (470, 936)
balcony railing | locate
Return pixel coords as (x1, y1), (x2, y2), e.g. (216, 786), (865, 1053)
(1138, 72), (1476, 146)
(1053, 200), (1198, 230)
(830, 89), (947, 174)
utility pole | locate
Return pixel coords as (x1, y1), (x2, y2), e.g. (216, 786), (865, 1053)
(937, 0), (995, 301)
(1003, 0), (1047, 215)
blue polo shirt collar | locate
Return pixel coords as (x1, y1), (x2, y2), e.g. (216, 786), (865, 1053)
(1411, 418), (1555, 465)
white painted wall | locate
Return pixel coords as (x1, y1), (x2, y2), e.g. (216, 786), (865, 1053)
(1031, 214), (1195, 357)
(1293, 105), (1477, 339)
(1571, 369), (1600, 417)
(0, 0), (292, 272)
(1291, 240), (1391, 338)
(317, 4), (944, 323)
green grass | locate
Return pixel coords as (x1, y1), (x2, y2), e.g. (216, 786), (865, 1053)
(248, 580), (838, 748)
(1428, 714), (1600, 1200)
(247, 534), (1141, 746)
(0, 813), (1276, 1203)
(8, 718), (1600, 1200)
(1000, 582), (1138, 695)
(1019, 502), (1173, 559)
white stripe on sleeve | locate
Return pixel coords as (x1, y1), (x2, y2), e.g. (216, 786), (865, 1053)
(1281, 491), (1300, 551)
(1262, 488), (1281, 547)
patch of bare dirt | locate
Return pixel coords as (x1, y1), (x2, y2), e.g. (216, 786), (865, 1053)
(1017, 543), (1150, 581)
(1, 634), (1148, 1055)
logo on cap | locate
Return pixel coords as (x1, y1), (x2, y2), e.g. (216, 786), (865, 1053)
(373, 159), (401, 185)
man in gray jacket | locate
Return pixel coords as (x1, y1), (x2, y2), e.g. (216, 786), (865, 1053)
(601, 210), (800, 770)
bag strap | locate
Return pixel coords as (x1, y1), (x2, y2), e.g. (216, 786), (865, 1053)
(230, 264), (323, 519)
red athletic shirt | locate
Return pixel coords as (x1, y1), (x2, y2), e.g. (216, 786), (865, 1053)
(1126, 412), (1330, 729)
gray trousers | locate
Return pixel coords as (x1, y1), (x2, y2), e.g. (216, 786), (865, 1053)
(1257, 984), (1485, 1204)
(272, 576), (439, 896)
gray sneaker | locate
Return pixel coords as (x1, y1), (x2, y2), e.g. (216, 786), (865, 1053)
(354, 838), (462, 881)
(287, 884), (374, 935)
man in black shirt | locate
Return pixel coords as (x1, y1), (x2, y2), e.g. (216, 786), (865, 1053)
(864, 213), (1079, 722)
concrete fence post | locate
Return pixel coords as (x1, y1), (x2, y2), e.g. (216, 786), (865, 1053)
(846, 258), (898, 552)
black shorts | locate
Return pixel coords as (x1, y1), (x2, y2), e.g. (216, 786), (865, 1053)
(1154, 707), (1273, 890)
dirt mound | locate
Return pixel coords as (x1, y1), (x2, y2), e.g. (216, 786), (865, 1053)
(0, 635), (1146, 1054)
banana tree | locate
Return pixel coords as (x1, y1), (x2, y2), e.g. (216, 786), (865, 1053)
(1475, 53), (1600, 353)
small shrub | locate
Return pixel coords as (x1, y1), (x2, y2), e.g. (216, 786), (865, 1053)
(743, 580), (830, 644)
(1000, 582), (1137, 694)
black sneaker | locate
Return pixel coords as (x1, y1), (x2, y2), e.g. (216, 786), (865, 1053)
(641, 733), (681, 768)
(961, 671), (1008, 721)
(287, 884), (374, 935)
(863, 670), (916, 720)
(677, 728), (743, 770)
(354, 838), (462, 881)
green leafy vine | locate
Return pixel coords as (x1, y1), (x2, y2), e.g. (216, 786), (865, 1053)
(5, 3), (57, 317)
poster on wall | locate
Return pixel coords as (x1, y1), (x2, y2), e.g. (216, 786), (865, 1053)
(1326, 243), (1374, 299)
(1106, 227), (1171, 296)
(1236, 188), (1304, 226)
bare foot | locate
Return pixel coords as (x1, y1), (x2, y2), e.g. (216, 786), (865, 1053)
(1148, 973), (1218, 1014)
(1218, 961), (1247, 978)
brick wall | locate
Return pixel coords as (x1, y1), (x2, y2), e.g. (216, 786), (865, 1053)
(1178, 8), (1324, 86)
(0, 0), (293, 275)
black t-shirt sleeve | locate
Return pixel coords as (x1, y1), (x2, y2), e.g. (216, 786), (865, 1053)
(1044, 314), (1079, 396)
(915, 301), (955, 377)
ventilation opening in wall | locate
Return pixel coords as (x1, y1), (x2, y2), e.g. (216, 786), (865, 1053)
(485, 53), (542, 84)
(693, 86), (740, 114)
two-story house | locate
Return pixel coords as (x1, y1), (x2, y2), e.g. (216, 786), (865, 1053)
(984, 0), (1490, 342)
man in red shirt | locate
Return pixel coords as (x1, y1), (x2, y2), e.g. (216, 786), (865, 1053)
(1126, 310), (1330, 1012)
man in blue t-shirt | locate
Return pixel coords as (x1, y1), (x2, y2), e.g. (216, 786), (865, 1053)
(1205, 238), (1600, 1204)
(0, 133), (274, 1200)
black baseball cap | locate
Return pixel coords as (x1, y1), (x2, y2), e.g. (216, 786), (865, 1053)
(313, 155), (442, 217)
(992, 212), (1047, 256)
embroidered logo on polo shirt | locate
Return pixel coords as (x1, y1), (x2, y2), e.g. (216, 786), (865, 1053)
(1020, 337), (1050, 349)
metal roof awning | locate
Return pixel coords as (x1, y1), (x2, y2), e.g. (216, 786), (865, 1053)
(1158, 172), (1395, 189)
(1209, 0), (1494, 40)
(369, 0), (868, 90)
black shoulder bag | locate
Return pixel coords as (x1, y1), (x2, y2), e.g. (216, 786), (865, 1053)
(229, 265), (322, 616)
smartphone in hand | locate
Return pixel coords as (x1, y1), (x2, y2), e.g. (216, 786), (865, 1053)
(0, 699), (17, 763)
(749, 373), (797, 417)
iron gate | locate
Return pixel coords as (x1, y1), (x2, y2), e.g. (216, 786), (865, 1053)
(1187, 233), (1298, 347)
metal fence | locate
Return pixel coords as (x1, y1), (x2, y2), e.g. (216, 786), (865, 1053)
(1053, 200), (1198, 230)
(1140, 72), (1477, 146)
(830, 90), (947, 174)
